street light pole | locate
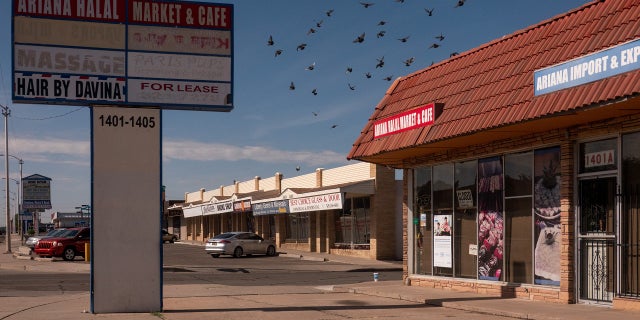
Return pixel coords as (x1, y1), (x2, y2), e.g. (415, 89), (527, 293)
(18, 159), (22, 243)
(2, 105), (10, 253)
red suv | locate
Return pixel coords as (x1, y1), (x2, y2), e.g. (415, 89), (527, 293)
(34, 227), (90, 261)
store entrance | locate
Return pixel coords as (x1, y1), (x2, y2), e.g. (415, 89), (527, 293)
(578, 177), (617, 303)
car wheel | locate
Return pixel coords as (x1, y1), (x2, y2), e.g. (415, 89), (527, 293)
(233, 246), (243, 258)
(266, 245), (276, 256)
(63, 247), (76, 261)
(210, 254), (220, 258)
(170, 237), (176, 243)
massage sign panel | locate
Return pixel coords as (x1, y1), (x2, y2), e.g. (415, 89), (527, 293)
(12, 0), (233, 111)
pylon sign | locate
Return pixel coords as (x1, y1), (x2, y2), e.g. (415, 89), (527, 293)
(22, 174), (52, 209)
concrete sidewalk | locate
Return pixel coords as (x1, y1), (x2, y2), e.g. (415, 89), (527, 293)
(2, 234), (640, 320)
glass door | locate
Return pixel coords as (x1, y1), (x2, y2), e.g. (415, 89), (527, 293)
(578, 177), (617, 303)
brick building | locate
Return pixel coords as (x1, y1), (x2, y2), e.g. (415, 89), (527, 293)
(175, 162), (402, 260)
(348, 0), (640, 309)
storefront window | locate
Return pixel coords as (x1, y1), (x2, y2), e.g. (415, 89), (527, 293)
(621, 132), (640, 297)
(335, 197), (371, 246)
(579, 138), (617, 173)
(433, 164), (453, 277)
(477, 157), (504, 281)
(454, 160), (477, 279)
(411, 147), (560, 285)
(505, 151), (533, 284)
(534, 147), (561, 285)
(414, 167), (432, 275)
(286, 212), (309, 243)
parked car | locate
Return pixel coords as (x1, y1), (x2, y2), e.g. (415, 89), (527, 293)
(34, 227), (90, 261)
(205, 232), (277, 258)
(162, 229), (178, 243)
(25, 228), (67, 248)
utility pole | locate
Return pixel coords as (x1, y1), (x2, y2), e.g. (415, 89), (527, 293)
(2, 105), (10, 254)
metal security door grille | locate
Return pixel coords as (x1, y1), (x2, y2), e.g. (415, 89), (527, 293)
(578, 178), (616, 303)
(620, 183), (640, 298)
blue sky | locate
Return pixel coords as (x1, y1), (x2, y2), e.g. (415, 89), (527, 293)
(0, 0), (591, 224)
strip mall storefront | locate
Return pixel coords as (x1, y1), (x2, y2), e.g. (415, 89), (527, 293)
(348, 0), (640, 309)
(178, 162), (401, 260)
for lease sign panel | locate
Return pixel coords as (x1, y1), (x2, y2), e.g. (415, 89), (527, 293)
(12, 0), (233, 112)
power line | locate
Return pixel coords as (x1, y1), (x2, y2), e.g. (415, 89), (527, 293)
(12, 107), (86, 121)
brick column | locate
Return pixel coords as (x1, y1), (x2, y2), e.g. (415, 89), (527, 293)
(309, 212), (317, 252)
(316, 212), (327, 252)
(560, 133), (575, 303)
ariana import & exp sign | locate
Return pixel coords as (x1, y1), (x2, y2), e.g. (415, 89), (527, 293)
(12, 0), (233, 111)
(534, 37), (640, 96)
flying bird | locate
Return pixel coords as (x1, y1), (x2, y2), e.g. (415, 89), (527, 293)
(312, 89), (318, 96)
(365, 72), (372, 79)
(297, 43), (307, 51)
(315, 20), (323, 28)
(429, 43), (440, 49)
(267, 35), (274, 46)
(425, 8), (434, 16)
(377, 30), (386, 38)
(376, 56), (385, 68)
(331, 124), (338, 128)
(305, 62), (316, 71)
(274, 49), (283, 57)
(404, 57), (415, 66)
(360, 2), (374, 8)
(436, 33), (445, 41)
(289, 81), (295, 90)
(398, 36), (410, 43)
(307, 28), (316, 35)
(346, 67), (353, 74)
(450, 52), (459, 57)
(384, 75), (393, 81)
(395, 0), (405, 3)
(348, 83), (356, 90)
(326, 9), (334, 16)
(377, 21), (386, 26)
(312, 111), (318, 116)
(296, 166), (301, 171)
(353, 32), (365, 43)
(455, 0), (465, 8)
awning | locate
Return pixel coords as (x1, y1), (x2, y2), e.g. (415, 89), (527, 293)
(284, 179), (376, 213)
(252, 199), (289, 216)
(202, 200), (233, 216)
(182, 205), (202, 218)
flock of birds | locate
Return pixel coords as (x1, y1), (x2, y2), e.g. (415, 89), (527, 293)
(264, 0), (468, 127)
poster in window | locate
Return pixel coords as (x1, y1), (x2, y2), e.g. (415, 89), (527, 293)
(534, 147), (561, 285)
(433, 214), (452, 268)
(477, 157), (504, 281)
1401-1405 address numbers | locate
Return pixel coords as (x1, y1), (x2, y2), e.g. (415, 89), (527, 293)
(98, 115), (156, 128)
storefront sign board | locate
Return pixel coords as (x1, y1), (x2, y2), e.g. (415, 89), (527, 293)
(534, 37), (640, 96)
(373, 103), (442, 139)
(252, 200), (289, 216)
(289, 192), (343, 213)
(12, 0), (233, 111)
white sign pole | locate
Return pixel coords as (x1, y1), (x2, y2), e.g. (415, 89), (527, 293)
(91, 106), (162, 313)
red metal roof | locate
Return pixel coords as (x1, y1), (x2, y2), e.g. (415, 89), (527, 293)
(348, 0), (640, 166)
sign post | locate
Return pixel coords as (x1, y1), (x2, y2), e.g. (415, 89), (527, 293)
(22, 174), (52, 236)
(92, 106), (161, 312)
(12, 0), (234, 314)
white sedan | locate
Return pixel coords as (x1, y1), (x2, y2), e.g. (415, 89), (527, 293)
(205, 232), (277, 258)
